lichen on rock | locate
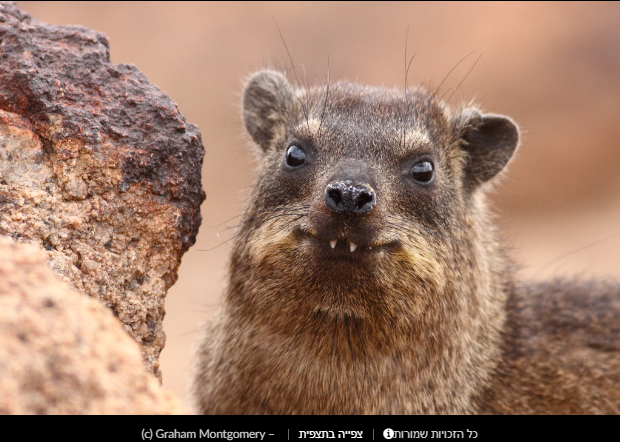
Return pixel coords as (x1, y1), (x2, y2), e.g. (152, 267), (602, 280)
(0, 2), (205, 381)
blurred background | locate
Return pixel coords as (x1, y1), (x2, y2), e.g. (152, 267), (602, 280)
(18, 1), (620, 410)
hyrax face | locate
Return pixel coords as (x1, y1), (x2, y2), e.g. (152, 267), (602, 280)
(238, 70), (518, 318)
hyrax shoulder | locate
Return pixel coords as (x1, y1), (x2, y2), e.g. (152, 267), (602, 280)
(192, 70), (620, 414)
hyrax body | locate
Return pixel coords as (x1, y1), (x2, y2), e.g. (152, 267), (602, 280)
(192, 71), (620, 414)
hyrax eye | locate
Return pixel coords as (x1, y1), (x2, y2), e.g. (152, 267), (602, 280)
(284, 145), (307, 168)
(411, 161), (434, 183)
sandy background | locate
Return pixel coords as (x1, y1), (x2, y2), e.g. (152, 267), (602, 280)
(17, 1), (620, 409)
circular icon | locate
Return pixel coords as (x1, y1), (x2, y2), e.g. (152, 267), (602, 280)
(383, 428), (395, 439)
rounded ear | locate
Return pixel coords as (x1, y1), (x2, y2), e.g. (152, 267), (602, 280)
(454, 108), (519, 189)
(242, 70), (294, 152)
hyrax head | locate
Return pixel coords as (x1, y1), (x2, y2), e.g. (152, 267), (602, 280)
(239, 70), (518, 311)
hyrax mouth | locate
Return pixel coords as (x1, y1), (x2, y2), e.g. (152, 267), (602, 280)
(327, 238), (380, 253)
(295, 227), (396, 260)
(330, 239), (359, 252)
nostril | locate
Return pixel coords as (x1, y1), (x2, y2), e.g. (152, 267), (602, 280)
(356, 192), (372, 210)
(352, 187), (376, 214)
(325, 183), (349, 213)
(328, 188), (343, 206)
(325, 183), (347, 212)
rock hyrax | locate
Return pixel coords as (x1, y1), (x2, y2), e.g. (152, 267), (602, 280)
(192, 70), (620, 414)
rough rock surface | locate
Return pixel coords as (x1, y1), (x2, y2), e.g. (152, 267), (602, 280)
(0, 237), (189, 414)
(0, 2), (205, 380)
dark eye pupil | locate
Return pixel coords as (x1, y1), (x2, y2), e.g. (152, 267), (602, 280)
(285, 145), (306, 167)
(411, 161), (434, 183)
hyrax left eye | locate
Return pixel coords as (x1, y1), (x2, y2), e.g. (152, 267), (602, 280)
(284, 145), (307, 168)
(411, 161), (434, 183)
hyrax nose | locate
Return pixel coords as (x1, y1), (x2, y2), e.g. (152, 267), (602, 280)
(324, 180), (376, 215)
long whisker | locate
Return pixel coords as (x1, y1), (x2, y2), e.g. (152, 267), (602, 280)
(199, 209), (309, 252)
(401, 29), (416, 151)
(386, 216), (494, 246)
(211, 203), (312, 229)
(439, 87), (455, 103)
(272, 17), (309, 124)
(433, 50), (477, 99)
(317, 56), (331, 139)
(446, 52), (483, 104)
(232, 213), (307, 256)
(300, 63), (311, 132)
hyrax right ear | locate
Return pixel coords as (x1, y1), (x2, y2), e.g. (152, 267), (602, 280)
(454, 108), (519, 190)
(243, 70), (294, 152)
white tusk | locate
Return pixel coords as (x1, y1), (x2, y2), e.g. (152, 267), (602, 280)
(349, 242), (358, 252)
(330, 240), (337, 249)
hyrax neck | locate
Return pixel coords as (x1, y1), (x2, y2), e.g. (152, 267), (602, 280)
(217, 227), (508, 414)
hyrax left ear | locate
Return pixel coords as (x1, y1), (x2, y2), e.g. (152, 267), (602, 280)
(455, 109), (519, 189)
(243, 70), (294, 152)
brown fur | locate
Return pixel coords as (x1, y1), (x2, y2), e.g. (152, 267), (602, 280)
(192, 70), (620, 414)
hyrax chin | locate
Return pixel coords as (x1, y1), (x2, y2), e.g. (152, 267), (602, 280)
(192, 70), (620, 415)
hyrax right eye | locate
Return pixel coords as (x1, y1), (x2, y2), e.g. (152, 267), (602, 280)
(284, 145), (307, 168)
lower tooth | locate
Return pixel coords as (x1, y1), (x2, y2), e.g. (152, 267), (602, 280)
(350, 243), (358, 252)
